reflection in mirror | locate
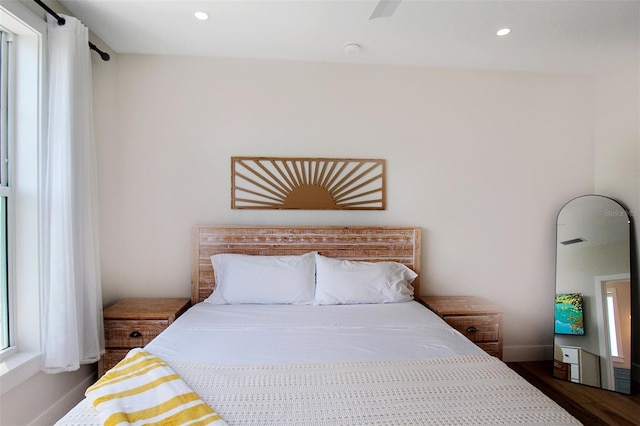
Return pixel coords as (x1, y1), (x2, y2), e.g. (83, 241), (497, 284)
(553, 195), (632, 394)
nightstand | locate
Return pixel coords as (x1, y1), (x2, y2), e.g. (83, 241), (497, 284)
(99, 297), (191, 376)
(419, 295), (503, 360)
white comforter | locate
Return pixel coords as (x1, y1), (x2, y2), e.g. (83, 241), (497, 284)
(147, 301), (484, 364)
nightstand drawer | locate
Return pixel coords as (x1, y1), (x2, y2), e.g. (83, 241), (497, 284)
(102, 349), (130, 372)
(476, 342), (500, 357)
(419, 296), (503, 360)
(443, 314), (500, 343)
(99, 298), (191, 377)
(104, 319), (169, 348)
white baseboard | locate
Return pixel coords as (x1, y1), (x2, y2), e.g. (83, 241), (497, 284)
(503, 345), (553, 362)
(30, 369), (96, 426)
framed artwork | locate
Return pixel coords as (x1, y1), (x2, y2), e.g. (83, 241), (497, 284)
(231, 157), (386, 210)
(555, 293), (585, 335)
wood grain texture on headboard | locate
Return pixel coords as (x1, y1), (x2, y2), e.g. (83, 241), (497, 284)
(191, 225), (421, 304)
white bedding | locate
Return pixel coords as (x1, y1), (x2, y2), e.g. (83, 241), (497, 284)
(146, 301), (484, 364)
(56, 302), (578, 425)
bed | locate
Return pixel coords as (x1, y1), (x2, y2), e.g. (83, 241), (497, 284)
(57, 225), (579, 425)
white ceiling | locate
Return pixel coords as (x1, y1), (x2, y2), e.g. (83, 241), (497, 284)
(58, 0), (640, 75)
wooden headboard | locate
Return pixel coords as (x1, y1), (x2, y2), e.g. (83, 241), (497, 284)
(191, 225), (422, 304)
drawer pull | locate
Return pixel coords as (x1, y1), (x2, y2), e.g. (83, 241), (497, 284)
(129, 331), (142, 338)
(466, 326), (477, 333)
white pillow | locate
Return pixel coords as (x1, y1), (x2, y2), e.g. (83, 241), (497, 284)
(205, 252), (316, 305)
(314, 253), (417, 305)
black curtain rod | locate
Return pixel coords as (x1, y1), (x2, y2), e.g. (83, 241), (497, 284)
(33, 0), (110, 61)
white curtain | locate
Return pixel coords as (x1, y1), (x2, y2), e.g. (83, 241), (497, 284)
(42, 14), (104, 373)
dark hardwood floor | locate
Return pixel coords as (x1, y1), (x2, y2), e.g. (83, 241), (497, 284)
(508, 361), (640, 425)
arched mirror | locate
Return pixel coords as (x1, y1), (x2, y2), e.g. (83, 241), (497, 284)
(553, 195), (632, 393)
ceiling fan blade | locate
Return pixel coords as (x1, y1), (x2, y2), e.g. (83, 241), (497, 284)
(369, 0), (401, 20)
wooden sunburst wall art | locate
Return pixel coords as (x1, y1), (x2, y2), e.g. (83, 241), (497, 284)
(231, 157), (386, 210)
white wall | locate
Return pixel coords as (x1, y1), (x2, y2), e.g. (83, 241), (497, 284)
(594, 58), (640, 376)
(95, 54), (596, 361)
(0, 364), (94, 425)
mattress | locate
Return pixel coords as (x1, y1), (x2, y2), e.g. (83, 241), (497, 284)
(56, 301), (579, 425)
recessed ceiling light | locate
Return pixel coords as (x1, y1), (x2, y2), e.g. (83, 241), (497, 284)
(496, 28), (511, 36)
(194, 11), (209, 21)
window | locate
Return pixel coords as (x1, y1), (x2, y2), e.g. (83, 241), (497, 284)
(0, 1), (45, 392)
(606, 289), (622, 359)
(0, 29), (11, 353)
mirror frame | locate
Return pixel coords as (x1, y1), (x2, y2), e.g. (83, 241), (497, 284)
(553, 194), (632, 394)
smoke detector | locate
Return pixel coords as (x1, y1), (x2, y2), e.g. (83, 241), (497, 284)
(344, 43), (361, 55)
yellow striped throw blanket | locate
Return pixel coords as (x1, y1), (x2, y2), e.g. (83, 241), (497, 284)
(85, 348), (227, 426)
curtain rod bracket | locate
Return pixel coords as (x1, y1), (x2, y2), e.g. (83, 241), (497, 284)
(89, 42), (111, 61)
(34, 0), (65, 25)
(33, 0), (109, 61)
